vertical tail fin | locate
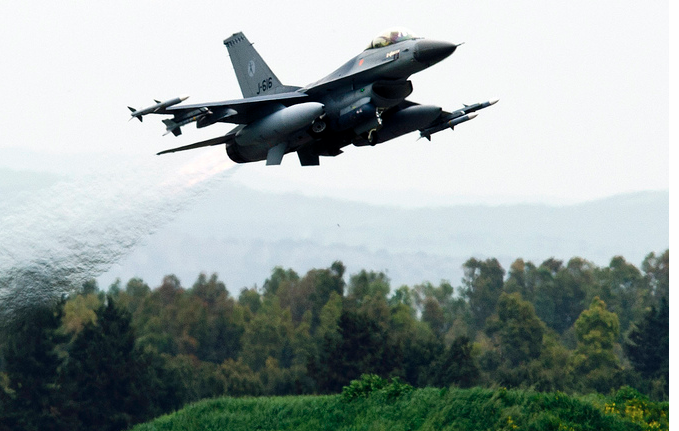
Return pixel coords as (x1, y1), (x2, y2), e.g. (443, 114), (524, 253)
(224, 32), (294, 98)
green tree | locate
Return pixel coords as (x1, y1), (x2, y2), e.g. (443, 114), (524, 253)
(0, 302), (68, 431)
(304, 261), (345, 332)
(262, 267), (299, 297)
(593, 256), (649, 335)
(394, 321), (442, 387)
(188, 273), (244, 363)
(121, 277), (151, 316)
(218, 358), (263, 396)
(239, 297), (294, 372)
(412, 281), (466, 339)
(483, 292), (545, 388)
(421, 296), (445, 336)
(526, 331), (573, 392)
(346, 270), (390, 307)
(428, 335), (479, 388)
(624, 296), (668, 398)
(387, 291), (442, 387)
(495, 293), (544, 367)
(238, 287), (261, 314)
(61, 298), (181, 431)
(309, 309), (395, 393)
(571, 297), (621, 393)
(163, 354), (227, 402)
(461, 258), (505, 332)
(533, 258), (589, 334)
(315, 291), (342, 341)
(61, 293), (100, 337)
(641, 250), (669, 301)
(275, 262), (345, 331)
(345, 270), (391, 335)
(504, 259), (538, 303)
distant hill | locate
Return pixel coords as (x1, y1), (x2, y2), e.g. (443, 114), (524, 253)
(1, 167), (668, 293)
(97, 180), (668, 292)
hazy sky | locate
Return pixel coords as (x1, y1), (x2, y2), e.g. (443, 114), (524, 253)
(0, 0), (669, 206)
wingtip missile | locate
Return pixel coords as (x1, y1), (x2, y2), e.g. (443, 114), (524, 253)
(128, 95), (190, 121)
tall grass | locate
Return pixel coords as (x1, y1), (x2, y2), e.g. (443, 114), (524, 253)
(132, 386), (668, 431)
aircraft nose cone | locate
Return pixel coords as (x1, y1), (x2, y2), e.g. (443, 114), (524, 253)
(414, 40), (457, 65)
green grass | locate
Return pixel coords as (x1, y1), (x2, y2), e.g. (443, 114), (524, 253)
(131, 387), (668, 431)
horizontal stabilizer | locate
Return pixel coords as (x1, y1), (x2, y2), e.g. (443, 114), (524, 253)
(157, 134), (234, 155)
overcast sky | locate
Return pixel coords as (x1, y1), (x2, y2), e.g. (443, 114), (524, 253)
(0, 0), (669, 206)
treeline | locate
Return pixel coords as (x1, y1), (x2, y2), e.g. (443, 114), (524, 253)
(0, 250), (668, 431)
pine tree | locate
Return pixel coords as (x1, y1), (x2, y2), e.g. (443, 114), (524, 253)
(61, 298), (181, 431)
(429, 336), (479, 388)
(624, 296), (668, 385)
(0, 302), (68, 431)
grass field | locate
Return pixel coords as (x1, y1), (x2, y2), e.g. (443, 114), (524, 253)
(131, 386), (668, 431)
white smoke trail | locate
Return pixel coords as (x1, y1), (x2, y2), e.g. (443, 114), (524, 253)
(0, 151), (236, 321)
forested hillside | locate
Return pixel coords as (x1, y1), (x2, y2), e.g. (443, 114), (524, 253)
(0, 250), (669, 431)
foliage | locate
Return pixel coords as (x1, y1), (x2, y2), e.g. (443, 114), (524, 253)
(623, 296), (668, 400)
(624, 297), (668, 379)
(130, 387), (668, 431)
(0, 302), (68, 431)
(308, 309), (395, 393)
(427, 335), (479, 388)
(602, 387), (669, 430)
(483, 292), (547, 388)
(571, 297), (621, 393)
(340, 373), (413, 401)
(60, 298), (183, 431)
(1, 250), (670, 430)
(461, 257), (505, 332)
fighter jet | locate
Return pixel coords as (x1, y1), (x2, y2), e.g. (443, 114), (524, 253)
(130, 28), (497, 165)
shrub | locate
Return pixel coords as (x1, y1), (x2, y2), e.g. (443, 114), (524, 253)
(340, 373), (412, 401)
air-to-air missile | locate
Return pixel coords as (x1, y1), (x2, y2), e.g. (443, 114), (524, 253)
(162, 107), (211, 136)
(420, 99), (498, 141)
(128, 95), (189, 122)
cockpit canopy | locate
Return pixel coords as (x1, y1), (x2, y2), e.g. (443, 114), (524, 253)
(366, 27), (418, 50)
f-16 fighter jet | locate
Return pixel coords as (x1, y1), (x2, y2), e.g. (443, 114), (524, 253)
(130, 28), (497, 165)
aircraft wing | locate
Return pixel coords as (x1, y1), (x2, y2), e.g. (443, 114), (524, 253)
(132, 90), (309, 136)
(162, 91), (308, 125)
